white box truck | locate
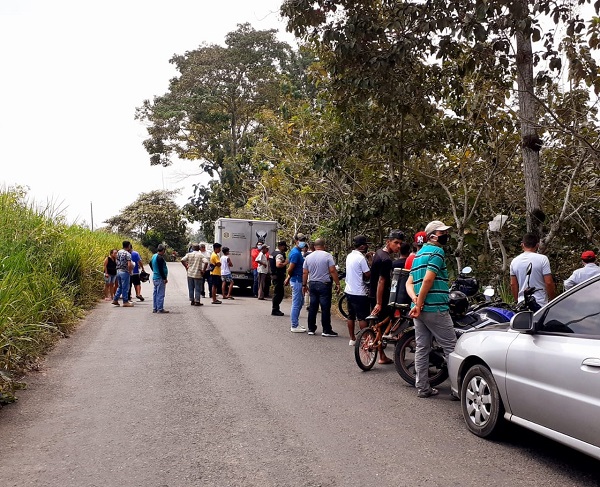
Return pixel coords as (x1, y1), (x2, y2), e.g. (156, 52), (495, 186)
(214, 218), (279, 289)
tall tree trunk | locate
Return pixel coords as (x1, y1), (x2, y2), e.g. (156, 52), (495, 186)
(515, 14), (543, 236)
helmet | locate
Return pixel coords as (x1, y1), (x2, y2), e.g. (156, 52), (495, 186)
(454, 277), (479, 297)
(448, 291), (469, 317)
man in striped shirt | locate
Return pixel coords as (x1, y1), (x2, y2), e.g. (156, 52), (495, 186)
(406, 220), (457, 398)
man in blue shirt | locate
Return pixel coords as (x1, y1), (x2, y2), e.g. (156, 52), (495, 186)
(285, 233), (308, 333)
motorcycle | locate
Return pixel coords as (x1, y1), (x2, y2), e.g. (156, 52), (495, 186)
(393, 267), (516, 387)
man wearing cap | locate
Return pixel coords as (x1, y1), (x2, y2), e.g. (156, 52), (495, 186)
(369, 230), (404, 364)
(563, 250), (600, 290)
(210, 243), (223, 304)
(405, 231), (427, 270)
(406, 220), (456, 398)
(345, 235), (372, 346)
(510, 233), (555, 306)
(302, 238), (341, 336)
(270, 240), (289, 316)
(285, 233), (308, 333)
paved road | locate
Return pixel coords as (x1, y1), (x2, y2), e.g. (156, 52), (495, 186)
(0, 263), (598, 486)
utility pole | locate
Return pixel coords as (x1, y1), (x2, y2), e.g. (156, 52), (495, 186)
(90, 201), (94, 231)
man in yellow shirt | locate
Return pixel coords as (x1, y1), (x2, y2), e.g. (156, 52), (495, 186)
(210, 243), (223, 304)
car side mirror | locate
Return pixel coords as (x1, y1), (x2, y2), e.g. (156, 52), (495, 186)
(510, 311), (534, 332)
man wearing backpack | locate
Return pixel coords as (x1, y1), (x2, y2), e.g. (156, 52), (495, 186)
(270, 240), (288, 316)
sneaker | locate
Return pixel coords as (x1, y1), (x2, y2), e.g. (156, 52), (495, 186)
(271, 310), (284, 316)
(212, 300), (222, 304)
(122, 302), (134, 308)
(417, 388), (439, 398)
(322, 331), (338, 337)
(111, 301), (120, 306)
(157, 309), (169, 313)
(194, 302), (204, 306)
(136, 295), (145, 301)
(152, 310), (157, 313)
(349, 339), (356, 346)
(307, 331), (315, 335)
(290, 327), (307, 333)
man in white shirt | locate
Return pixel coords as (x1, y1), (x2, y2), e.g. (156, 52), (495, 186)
(344, 235), (371, 346)
(510, 233), (556, 307)
(564, 250), (600, 290)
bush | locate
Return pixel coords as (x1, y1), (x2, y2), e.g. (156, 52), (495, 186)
(0, 188), (146, 404)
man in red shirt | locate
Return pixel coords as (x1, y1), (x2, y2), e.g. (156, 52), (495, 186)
(405, 231), (427, 270)
(250, 240), (264, 297)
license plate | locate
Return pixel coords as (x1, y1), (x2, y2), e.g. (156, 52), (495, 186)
(232, 274), (247, 279)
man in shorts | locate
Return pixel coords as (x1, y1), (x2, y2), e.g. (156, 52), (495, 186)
(128, 245), (146, 302)
(220, 246), (235, 299)
(369, 230), (404, 364)
(344, 235), (371, 346)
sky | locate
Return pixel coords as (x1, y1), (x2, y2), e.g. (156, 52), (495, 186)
(0, 0), (295, 228)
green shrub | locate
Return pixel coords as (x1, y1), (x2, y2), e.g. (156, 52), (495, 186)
(0, 188), (144, 404)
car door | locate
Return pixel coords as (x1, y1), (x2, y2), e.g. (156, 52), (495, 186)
(505, 278), (600, 448)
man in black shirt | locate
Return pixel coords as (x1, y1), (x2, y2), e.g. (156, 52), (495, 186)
(368, 230), (404, 364)
(270, 240), (288, 316)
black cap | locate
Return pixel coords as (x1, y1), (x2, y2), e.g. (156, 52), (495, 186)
(277, 240), (288, 247)
(387, 230), (405, 241)
(353, 235), (368, 247)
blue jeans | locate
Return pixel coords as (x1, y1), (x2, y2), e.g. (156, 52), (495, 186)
(153, 279), (166, 311)
(308, 281), (333, 333)
(290, 280), (304, 328)
(253, 269), (259, 296)
(187, 277), (202, 302)
(114, 271), (131, 303)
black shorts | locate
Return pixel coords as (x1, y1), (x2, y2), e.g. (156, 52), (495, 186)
(131, 274), (141, 286)
(211, 275), (222, 288)
(346, 294), (371, 321)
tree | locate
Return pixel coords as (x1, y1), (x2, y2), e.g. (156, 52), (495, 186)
(281, 0), (600, 238)
(135, 23), (293, 222)
(103, 190), (188, 254)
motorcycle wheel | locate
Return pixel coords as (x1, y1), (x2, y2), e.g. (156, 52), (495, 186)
(354, 328), (378, 371)
(394, 330), (449, 386)
(338, 293), (350, 319)
(461, 364), (504, 438)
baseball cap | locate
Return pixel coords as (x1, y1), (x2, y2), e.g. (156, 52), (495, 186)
(294, 233), (307, 241)
(425, 220), (451, 235)
(414, 231), (427, 245)
(581, 250), (596, 260)
(387, 230), (405, 241)
(277, 240), (288, 247)
(353, 235), (368, 247)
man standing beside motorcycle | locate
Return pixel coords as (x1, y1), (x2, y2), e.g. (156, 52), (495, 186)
(406, 221), (457, 398)
(510, 233), (555, 306)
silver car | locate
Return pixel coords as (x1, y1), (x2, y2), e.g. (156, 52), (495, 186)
(448, 274), (600, 460)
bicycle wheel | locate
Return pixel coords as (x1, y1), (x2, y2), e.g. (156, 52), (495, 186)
(338, 293), (350, 319)
(354, 328), (378, 371)
(394, 331), (448, 386)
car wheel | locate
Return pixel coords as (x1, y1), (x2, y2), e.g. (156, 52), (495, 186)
(461, 364), (504, 438)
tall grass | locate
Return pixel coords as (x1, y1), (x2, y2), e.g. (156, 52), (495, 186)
(0, 188), (148, 404)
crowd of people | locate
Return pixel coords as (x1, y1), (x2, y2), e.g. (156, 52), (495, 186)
(103, 226), (599, 397)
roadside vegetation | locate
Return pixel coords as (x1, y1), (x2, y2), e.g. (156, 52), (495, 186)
(0, 188), (149, 405)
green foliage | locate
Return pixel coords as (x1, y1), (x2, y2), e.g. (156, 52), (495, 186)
(0, 188), (137, 404)
(103, 189), (188, 255)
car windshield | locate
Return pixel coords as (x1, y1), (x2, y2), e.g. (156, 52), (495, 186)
(540, 280), (600, 335)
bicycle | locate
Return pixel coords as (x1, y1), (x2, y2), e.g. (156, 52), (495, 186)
(354, 303), (412, 371)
